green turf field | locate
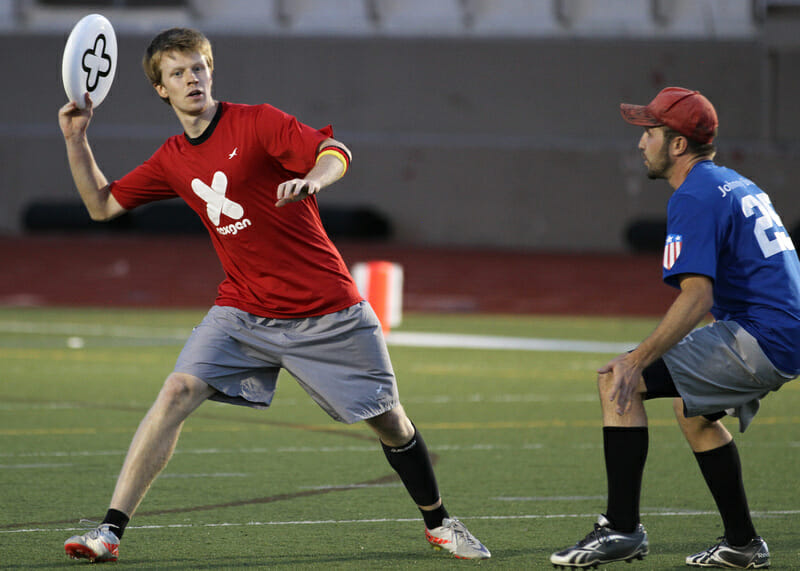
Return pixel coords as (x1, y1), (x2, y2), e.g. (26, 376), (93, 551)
(1, 307), (798, 569)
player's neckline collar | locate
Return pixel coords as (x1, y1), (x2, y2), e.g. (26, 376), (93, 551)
(184, 103), (223, 146)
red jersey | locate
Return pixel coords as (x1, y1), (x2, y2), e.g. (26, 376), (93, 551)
(109, 102), (363, 318)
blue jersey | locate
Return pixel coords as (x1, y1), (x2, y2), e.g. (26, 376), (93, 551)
(663, 160), (800, 375)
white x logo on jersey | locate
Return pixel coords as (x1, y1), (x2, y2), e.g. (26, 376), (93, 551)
(191, 171), (244, 226)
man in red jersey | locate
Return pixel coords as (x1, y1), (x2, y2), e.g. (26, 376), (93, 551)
(58, 28), (489, 563)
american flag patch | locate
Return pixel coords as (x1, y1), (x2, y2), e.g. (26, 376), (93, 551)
(663, 234), (682, 270)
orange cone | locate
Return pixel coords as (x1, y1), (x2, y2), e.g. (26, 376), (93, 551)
(351, 261), (403, 333)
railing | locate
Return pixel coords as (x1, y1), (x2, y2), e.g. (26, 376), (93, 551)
(1, 0), (772, 37)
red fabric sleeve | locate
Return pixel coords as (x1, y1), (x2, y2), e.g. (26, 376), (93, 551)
(254, 104), (333, 175)
(109, 147), (178, 210)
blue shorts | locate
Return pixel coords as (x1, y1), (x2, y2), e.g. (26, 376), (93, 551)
(174, 301), (399, 424)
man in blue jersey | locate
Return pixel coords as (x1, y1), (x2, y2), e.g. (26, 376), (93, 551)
(550, 87), (800, 569)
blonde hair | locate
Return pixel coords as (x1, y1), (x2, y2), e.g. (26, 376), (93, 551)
(142, 28), (214, 104)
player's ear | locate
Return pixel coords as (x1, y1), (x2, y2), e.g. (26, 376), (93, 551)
(671, 134), (689, 156)
(154, 83), (173, 105)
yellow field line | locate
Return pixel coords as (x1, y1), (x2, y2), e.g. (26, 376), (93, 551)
(0, 348), (168, 364)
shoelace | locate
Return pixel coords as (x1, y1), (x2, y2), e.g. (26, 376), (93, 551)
(695, 537), (727, 560)
(450, 520), (483, 548)
(77, 519), (101, 533)
(706, 537), (727, 554)
(76, 519), (113, 539)
(574, 524), (607, 547)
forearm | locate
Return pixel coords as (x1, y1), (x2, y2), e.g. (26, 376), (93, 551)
(306, 141), (350, 190)
(64, 136), (123, 221)
(629, 276), (714, 368)
(303, 154), (345, 189)
(274, 139), (352, 207)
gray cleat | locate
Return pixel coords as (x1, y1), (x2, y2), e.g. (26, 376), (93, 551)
(64, 523), (120, 563)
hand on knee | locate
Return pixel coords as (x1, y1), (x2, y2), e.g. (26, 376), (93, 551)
(597, 371), (614, 402)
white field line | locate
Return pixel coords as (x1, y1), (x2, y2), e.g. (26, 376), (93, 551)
(0, 392), (599, 412)
(160, 473), (249, 478)
(0, 463), (75, 469)
(493, 496), (606, 501)
(0, 444), (538, 461)
(3, 439), (798, 461)
(5, 510), (800, 535)
(387, 331), (635, 353)
(0, 442), (614, 461)
(0, 320), (636, 354)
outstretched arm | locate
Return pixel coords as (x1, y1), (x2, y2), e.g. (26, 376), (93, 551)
(58, 95), (127, 221)
(601, 274), (714, 415)
(275, 138), (351, 208)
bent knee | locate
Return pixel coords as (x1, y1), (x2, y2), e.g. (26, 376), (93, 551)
(672, 397), (686, 418)
(673, 398), (722, 431)
(596, 371), (614, 399)
(367, 405), (414, 445)
(159, 372), (213, 407)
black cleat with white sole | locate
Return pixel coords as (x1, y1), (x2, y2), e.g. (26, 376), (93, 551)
(686, 536), (769, 568)
(550, 514), (648, 568)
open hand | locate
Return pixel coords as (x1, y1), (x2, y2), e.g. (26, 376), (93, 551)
(275, 178), (322, 208)
(598, 354), (643, 416)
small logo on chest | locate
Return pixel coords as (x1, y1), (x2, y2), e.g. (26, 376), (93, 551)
(228, 147), (238, 160)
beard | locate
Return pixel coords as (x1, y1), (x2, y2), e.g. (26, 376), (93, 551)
(645, 143), (672, 180)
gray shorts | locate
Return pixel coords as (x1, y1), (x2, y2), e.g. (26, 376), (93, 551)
(662, 320), (796, 432)
(174, 301), (399, 424)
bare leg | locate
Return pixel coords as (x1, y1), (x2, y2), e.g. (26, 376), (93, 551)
(672, 397), (732, 452)
(109, 373), (215, 516)
(364, 403), (414, 445)
(598, 371), (649, 427)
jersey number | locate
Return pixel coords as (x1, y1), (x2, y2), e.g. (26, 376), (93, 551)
(741, 192), (796, 258)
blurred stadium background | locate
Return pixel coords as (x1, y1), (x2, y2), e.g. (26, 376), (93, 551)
(3, 5), (800, 567)
(1, 0), (799, 309)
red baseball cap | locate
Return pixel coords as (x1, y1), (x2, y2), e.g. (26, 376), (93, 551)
(620, 87), (718, 144)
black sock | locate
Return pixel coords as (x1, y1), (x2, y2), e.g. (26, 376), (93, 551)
(101, 508), (130, 540)
(419, 504), (450, 530)
(381, 427), (447, 528)
(603, 426), (648, 533)
(694, 441), (756, 546)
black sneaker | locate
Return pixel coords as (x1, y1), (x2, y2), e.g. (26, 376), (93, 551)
(550, 514), (648, 568)
(686, 536), (770, 568)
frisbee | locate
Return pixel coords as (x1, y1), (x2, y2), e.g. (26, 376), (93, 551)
(62, 14), (117, 109)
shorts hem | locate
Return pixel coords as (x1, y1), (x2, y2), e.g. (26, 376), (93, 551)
(341, 401), (399, 425)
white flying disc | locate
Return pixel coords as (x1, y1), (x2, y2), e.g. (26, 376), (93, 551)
(62, 14), (117, 109)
